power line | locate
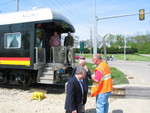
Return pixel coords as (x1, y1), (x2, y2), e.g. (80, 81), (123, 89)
(42, 0), (81, 24)
(58, 0), (82, 19)
(65, 0), (86, 18)
(41, 0), (90, 39)
(22, 0), (34, 8)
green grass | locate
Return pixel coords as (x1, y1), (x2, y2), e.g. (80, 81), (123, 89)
(110, 54), (150, 61)
(76, 53), (150, 61)
(110, 67), (129, 85)
(58, 62), (129, 85)
(86, 62), (129, 85)
(86, 63), (95, 73)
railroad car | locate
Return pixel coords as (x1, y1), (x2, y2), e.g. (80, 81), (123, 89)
(0, 8), (75, 87)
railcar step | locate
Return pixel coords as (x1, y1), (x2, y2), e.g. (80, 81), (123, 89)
(38, 80), (54, 84)
(40, 76), (54, 80)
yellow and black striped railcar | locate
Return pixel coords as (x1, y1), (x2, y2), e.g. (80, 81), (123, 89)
(0, 8), (75, 87)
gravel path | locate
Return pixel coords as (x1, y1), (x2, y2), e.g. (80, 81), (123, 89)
(0, 87), (98, 113)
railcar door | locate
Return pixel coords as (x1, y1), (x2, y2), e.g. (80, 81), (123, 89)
(35, 28), (46, 64)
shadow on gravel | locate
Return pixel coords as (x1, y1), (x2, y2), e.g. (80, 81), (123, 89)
(46, 88), (65, 94)
(85, 108), (96, 113)
(112, 109), (123, 113)
(30, 83), (65, 94)
(85, 108), (123, 113)
(0, 83), (65, 94)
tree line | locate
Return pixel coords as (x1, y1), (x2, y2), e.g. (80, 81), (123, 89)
(75, 33), (150, 54)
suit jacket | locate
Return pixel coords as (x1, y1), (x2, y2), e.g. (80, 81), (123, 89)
(69, 67), (92, 104)
(65, 76), (86, 113)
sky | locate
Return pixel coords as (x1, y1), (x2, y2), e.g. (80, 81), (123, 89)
(0, 0), (150, 41)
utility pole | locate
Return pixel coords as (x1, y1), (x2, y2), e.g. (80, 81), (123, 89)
(89, 24), (93, 54)
(93, 0), (97, 54)
(124, 35), (126, 60)
(103, 37), (108, 63)
(16, 0), (19, 11)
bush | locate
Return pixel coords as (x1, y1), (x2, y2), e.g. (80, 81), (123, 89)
(138, 43), (150, 54)
(99, 47), (138, 54)
(74, 47), (138, 54)
(74, 48), (91, 53)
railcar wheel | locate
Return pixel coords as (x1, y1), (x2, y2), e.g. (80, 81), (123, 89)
(22, 72), (32, 88)
(11, 71), (32, 87)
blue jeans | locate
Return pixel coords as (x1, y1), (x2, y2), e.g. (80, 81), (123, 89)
(96, 92), (111, 113)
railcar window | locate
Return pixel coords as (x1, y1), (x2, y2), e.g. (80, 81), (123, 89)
(4, 32), (21, 49)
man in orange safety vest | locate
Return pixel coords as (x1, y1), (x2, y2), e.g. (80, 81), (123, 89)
(91, 54), (113, 113)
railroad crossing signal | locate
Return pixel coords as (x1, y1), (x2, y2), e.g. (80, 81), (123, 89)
(99, 34), (111, 63)
(139, 9), (145, 20)
(99, 34), (111, 48)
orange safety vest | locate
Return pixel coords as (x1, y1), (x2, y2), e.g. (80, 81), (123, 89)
(91, 61), (113, 97)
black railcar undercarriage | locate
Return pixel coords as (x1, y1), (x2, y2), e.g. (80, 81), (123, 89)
(0, 69), (36, 87)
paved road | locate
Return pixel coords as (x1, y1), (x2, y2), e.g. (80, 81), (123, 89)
(86, 59), (150, 84)
(108, 60), (150, 84)
(108, 60), (150, 113)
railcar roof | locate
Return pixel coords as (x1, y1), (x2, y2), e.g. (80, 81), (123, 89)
(0, 8), (74, 31)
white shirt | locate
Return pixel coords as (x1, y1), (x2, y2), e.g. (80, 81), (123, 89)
(76, 76), (84, 95)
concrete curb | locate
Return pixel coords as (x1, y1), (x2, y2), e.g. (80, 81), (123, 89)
(113, 84), (150, 99)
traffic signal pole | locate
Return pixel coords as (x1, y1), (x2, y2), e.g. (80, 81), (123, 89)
(97, 11), (150, 21)
(93, 9), (150, 56)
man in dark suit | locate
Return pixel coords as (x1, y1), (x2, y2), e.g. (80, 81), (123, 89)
(65, 67), (87, 113)
(69, 60), (91, 106)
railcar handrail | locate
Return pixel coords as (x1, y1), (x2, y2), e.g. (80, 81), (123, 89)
(35, 47), (46, 64)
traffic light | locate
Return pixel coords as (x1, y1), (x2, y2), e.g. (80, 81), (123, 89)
(139, 9), (145, 20)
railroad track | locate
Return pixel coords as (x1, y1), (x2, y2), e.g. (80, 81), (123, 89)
(0, 83), (65, 94)
(0, 83), (126, 99)
(88, 86), (126, 98)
